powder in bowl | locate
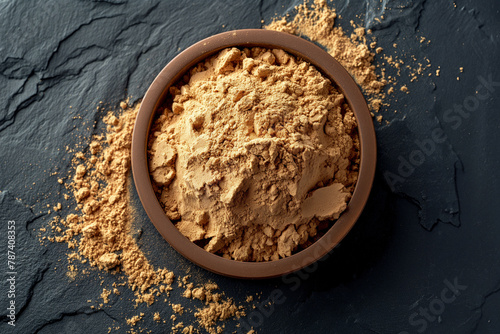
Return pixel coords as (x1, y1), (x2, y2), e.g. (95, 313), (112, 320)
(148, 46), (359, 262)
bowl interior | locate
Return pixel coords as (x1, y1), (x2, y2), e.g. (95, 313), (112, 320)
(131, 29), (376, 279)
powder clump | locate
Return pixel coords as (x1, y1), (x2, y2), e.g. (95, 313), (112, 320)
(149, 47), (359, 262)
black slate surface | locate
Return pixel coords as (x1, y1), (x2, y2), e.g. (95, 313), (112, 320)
(1, 0), (499, 333)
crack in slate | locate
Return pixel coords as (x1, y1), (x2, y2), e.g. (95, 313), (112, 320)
(32, 309), (112, 334)
(43, 14), (123, 73)
(0, 72), (42, 132)
(414, 0), (429, 32)
(52, 58), (111, 85)
(468, 282), (500, 333)
(52, 44), (111, 74)
(13, 265), (51, 324)
(131, 1), (160, 23)
(0, 56), (33, 79)
(1, 14), (129, 133)
(356, 324), (384, 334)
(450, 159), (464, 227)
(40, 52), (112, 91)
(100, 308), (120, 322)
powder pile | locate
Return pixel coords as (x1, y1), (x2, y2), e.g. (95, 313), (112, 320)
(55, 103), (174, 302)
(266, 0), (387, 112)
(149, 46), (359, 261)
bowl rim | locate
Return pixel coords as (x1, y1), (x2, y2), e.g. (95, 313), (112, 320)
(131, 29), (376, 279)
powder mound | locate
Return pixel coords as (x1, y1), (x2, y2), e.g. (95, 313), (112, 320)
(149, 46), (359, 262)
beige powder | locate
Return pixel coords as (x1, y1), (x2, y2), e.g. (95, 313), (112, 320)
(266, 0), (387, 112)
(126, 312), (144, 326)
(101, 288), (111, 304)
(172, 303), (185, 315)
(184, 282), (245, 334)
(149, 46), (359, 262)
(55, 103), (174, 303)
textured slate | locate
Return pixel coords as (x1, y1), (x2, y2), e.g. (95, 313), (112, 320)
(1, 0), (499, 333)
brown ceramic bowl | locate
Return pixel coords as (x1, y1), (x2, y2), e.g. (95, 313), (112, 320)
(131, 29), (376, 279)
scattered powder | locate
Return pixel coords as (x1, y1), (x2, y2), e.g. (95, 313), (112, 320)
(66, 264), (78, 281)
(194, 298), (242, 334)
(267, 0), (437, 112)
(266, 0), (387, 112)
(126, 313), (144, 326)
(53, 103), (174, 303)
(182, 326), (194, 334)
(112, 282), (121, 296)
(171, 322), (195, 334)
(101, 288), (111, 304)
(178, 281), (247, 334)
(172, 322), (185, 333)
(149, 46), (359, 261)
(49, 102), (257, 331)
(187, 283), (245, 334)
(172, 303), (185, 315)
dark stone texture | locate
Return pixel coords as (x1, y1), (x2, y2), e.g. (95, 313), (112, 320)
(1, 0), (499, 333)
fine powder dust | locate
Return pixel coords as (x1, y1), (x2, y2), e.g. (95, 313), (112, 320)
(55, 104), (175, 302)
(149, 46), (360, 262)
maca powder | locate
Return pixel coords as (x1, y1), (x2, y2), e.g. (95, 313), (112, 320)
(148, 46), (360, 262)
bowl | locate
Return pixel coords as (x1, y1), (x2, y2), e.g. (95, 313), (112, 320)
(131, 29), (376, 279)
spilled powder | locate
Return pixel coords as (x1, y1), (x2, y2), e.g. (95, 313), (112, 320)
(149, 46), (359, 261)
(266, 0), (387, 112)
(266, 0), (437, 118)
(53, 103), (175, 303)
(48, 102), (255, 332)
(126, 312), (144, 326)
(181, 280), (246, 334)
(101, 288), (111, 304)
